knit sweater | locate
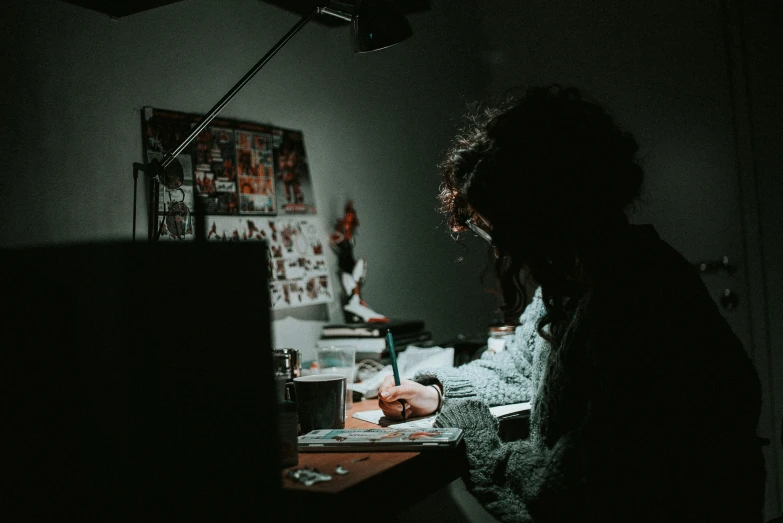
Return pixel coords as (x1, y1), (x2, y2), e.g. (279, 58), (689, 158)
(414, 286), (549, 409)
(428, 225), (765, 523)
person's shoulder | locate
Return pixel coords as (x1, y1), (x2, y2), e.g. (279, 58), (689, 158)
(620, 224), (733, 330)
(625, 224), (700, 287)
(604, 224), (717, 320)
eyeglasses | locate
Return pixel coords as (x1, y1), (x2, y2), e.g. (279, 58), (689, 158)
(466, 218), (493, 246)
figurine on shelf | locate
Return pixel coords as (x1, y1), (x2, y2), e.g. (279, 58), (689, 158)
(329, 200), (388, 323)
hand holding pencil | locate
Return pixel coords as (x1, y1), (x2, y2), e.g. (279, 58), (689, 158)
(377, 375), (443, 420)
(386, 330), (407, 420)
(378, 331), (444, 420)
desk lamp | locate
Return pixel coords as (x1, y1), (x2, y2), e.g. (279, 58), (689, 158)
(132, 0), (413, 241)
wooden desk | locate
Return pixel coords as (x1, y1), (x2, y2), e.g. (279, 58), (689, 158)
(281, 399), (467, 521)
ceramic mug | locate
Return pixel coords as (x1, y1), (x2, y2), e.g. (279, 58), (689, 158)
(290, 374), (346, 434)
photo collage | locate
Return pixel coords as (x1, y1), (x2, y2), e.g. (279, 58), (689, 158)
(141, 107), (333, 310)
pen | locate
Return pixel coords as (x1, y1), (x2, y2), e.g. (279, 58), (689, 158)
(386, 330), (406, 421)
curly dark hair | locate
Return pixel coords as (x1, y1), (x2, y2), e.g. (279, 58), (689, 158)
(438, 85), (644, 345)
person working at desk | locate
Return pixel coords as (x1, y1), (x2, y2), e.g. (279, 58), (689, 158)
(377, 85), (765, 522)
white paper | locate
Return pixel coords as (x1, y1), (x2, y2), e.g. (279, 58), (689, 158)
(350, 345), (455, 399)
(352, 402), (531, 429)
(387, 417), (439, 429)
(490, 402), (531, 419)
(352, 409), (437, 428)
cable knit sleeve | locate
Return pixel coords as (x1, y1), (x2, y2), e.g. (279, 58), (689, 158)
(434, 399), (549, 523)
(414, 289), (546, 407)
(435, 399), (595, 523)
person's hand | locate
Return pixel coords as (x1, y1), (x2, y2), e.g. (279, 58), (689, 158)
(377, 376), (441, 420)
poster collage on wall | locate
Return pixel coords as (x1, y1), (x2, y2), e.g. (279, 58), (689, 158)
(141, 107), (333, 310)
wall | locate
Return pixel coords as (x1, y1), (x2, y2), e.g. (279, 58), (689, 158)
(742, 0), (783, 515)
(0, 0), (499, 350)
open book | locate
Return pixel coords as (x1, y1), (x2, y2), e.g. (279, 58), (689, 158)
(352, 402), (531, 429)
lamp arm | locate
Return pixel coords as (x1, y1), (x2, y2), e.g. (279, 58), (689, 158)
(161, 6), (322, 169)
(133, 2), (358, 241)
(320, 5), (353, 22)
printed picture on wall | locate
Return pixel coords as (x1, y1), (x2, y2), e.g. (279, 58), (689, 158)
(143, 107), (191, 157)
(141, 107), (332, 309)
(156, 153), (196, 241)
(235, 130), (276, 214)
(265, 217), (332, 309)
(203, 215), (332, 309)
(141, 108), (197, 241)
(192, 125), (239, 215)
(273, 128), (316, 215)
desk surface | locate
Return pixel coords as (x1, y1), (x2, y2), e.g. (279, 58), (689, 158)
(281, 399), (467, 520)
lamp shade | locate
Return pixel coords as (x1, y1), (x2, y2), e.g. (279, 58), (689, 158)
(353, 0), (413, 52)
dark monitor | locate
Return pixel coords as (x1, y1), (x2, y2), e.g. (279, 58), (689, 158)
(2, 241), (280, 521)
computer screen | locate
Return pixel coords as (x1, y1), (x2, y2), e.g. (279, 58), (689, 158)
(2, 241), (280, 520)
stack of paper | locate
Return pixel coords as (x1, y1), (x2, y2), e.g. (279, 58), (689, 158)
(318, 319), (433, 360)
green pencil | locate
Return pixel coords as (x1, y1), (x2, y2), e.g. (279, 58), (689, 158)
(387, 330), (406, 421)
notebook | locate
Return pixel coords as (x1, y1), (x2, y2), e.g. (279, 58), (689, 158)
(298, 427), (463, 452)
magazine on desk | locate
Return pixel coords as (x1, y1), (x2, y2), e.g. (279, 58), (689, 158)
(297, 427), (463, 452)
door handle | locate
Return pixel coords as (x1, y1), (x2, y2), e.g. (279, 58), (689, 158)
(693, 256), (737, 275)
(692, 256), (740, 311)
(720, 288), (740, 311)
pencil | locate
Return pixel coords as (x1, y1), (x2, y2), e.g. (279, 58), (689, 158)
(387, 330), (406, 421)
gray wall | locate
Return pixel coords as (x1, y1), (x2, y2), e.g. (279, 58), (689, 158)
(0, 0), (499, 348)
(743, 0), (783, 517)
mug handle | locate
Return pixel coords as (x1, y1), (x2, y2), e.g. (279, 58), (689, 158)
(285, 381), (296, 403)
